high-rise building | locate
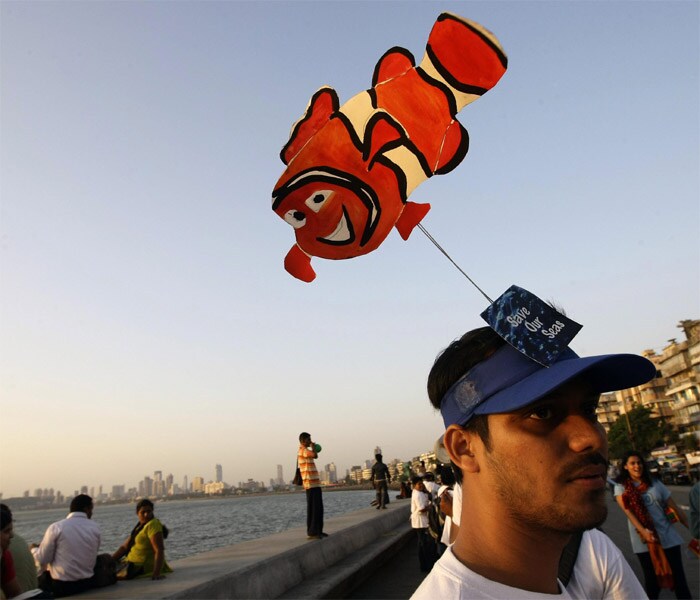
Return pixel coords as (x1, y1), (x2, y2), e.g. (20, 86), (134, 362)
(154, 471), (163, 482)
(374, 446), (382, 457)
(183, 475), (189, 493)
(192, 476), (205, 493)
(140, 476), (153, 497)
(276, 464), (284, 486)
(215, 464), (223, 483)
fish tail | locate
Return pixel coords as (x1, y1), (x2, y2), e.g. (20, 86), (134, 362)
(421, 13), (508, 112)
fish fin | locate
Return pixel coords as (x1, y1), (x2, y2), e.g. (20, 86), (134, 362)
(425, 13), (507, 99)
(435, 119), (470, 175)
(395, 201), (431, 240)
(372, 47), (415, 86)
(284, 245), (316, 283)
(363, 111), (408, 164)
(281, 87), (339, 165)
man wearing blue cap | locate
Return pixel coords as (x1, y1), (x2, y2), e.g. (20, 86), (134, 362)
(412, 326), (654, 599)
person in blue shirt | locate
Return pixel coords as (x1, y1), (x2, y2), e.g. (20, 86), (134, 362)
(614, 450), (691, 599)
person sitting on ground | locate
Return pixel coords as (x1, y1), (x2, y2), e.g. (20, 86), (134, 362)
(1, 504), (38, 595)
(32, 494), (101, 598)
(1, 505), (22, 599)
(112, 499), (172, 580)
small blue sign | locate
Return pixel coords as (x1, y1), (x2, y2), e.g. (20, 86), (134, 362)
(480, 285), (582, 366)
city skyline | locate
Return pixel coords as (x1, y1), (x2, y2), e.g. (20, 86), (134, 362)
(1, 449), (411, 501)
(2, 2), (698, 500)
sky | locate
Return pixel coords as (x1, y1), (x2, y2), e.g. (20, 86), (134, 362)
(1, 0), (698, 499)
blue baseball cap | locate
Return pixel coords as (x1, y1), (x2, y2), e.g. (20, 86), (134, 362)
(440, 343), (656, 428)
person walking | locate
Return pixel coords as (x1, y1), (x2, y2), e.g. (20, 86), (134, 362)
(370, 454), (391, 509)
(614, 450), (692, 599)
(298, 432), (326, 540)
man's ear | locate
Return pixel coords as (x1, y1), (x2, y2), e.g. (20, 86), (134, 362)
(444, 424), (480, 474)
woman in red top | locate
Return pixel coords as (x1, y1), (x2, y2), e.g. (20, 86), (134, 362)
(1, 505), (21, 599)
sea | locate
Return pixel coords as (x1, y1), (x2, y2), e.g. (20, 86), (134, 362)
(10, 490), (378, 561)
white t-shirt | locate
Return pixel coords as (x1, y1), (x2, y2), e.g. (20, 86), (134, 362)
(411, 489), (429, 529)
(412, 529), (645, 600)
(452, 483), (463, 527)
(437, 485), (453, 546)
(566, 529), (646, 599)
(412, 546), (573, 599)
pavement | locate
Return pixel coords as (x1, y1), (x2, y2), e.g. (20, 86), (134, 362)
(349, 486), (699, 599)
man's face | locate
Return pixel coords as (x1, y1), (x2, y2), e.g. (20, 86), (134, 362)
(479, 379), (608, 534)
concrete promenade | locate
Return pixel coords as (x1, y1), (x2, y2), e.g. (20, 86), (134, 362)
(352, 486), (699, 599)
(86, 486), (697, 599)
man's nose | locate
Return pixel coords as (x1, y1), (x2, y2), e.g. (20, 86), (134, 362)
(567, 414), (607, 454)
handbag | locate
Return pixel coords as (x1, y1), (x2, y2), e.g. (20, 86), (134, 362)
(292, 460), (303, 486)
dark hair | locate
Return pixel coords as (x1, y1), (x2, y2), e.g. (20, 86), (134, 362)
(375, 454), (382, 461)
(428, 327), (505, 483)
(131, 498), (168, 540)
(411, 476), (423, 486)
(299, 432), (310, 443)
(616, 450), (653, 486)
(0, 506), (12, 530)
(70, 494), (93, 514)
(423, 471), (435, 481)
(437, 464), (456, 486)
(136, 498), (154, 512)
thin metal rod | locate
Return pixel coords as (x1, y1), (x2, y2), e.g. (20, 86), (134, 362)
(417, 223), (493, 304)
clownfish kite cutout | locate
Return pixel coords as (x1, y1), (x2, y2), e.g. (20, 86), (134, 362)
(272, 12), (508, 282)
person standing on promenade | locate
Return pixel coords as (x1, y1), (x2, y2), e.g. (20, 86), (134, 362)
(614, 450), (692, 599)
(298, 432), (326, 540)
(413, 325), (656, 599)
(371, 454), (391, 509)
(410, 476), (436, 573)
(31, 494), (101, 598)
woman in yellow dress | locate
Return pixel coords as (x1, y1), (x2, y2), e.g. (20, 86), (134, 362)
(112, 499), (172, 580)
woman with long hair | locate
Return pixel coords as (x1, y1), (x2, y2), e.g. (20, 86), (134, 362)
(613, 450), (691, 599)
(112, 499), (172, 580)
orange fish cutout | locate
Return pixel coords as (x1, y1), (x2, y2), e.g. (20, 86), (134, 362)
(272, 13), (508, 282)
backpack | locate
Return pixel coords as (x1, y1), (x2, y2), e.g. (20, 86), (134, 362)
(92, 553), (118, 588)
(427, 492), (445, 540)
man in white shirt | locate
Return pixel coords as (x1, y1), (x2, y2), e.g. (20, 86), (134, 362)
(32, 494), (101, 598)
(413, 326), (655, 599)
(410, 477), (436, 573)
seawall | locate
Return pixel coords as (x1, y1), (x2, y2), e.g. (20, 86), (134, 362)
(88, 498), (412, 599)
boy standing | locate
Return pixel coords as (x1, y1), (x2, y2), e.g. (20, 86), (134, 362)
(410, 476), (436, 573)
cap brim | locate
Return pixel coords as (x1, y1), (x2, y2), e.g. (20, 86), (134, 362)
(474, 353), (655, 416)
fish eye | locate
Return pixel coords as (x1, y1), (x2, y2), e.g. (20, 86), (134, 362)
(284, 209), (306, 229)
(305, 190), (332, 213)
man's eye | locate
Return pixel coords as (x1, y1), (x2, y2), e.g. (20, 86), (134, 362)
(529, 406), (554, 420)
